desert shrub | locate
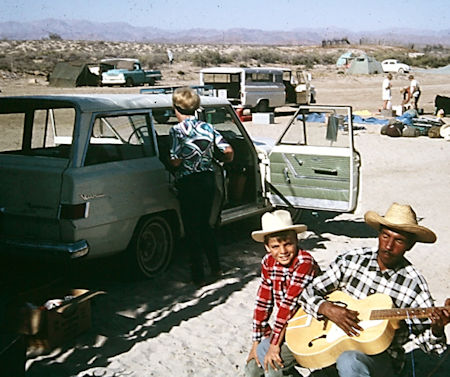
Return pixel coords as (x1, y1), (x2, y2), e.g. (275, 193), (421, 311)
(232, 48), (284, 64)
(407, 54), (450, 68)
(140, 53), (167, 68)
(289, 54), (317, 69)
(187, 50), (232, 67)
(48, 33), (63, 41)
(0, 57), (12, 71)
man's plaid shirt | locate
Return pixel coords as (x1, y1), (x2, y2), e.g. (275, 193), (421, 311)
(300, 247), (447, 367)
(252, 249), (318, 345)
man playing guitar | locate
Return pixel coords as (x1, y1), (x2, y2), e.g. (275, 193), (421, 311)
(299, 203), (450, 376)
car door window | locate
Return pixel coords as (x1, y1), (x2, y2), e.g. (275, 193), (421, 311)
(278, 108), (350, 148)
(269, 105), (360, 212)
(84, 113), (155, 166)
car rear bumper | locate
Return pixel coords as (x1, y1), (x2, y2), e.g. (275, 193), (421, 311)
(0, 238), (89, 259)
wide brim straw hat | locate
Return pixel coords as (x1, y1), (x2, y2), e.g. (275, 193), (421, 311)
(440, 123), (450, 141)
(364, 202), (436, 243)
(251, 209), (307, 243)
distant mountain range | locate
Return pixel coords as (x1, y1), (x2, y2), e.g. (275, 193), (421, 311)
(1, 19), (449, 46)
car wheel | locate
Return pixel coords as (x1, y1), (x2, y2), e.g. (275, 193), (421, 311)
(126, 77), (134, 87)
(398, 68), (404, 74)
(255, 100), (269, 113)
(128, 215), (174, 278)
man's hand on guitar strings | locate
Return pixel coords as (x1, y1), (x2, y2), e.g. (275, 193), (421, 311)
(318, 301), (363, 337)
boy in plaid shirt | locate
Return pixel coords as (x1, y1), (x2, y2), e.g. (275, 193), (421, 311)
(245, 210), (319, 377)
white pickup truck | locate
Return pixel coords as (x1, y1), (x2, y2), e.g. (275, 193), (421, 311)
(199, 66), (316, 112)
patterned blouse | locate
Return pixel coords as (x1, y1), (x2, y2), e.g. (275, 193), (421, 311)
(169, 117), (230, 180)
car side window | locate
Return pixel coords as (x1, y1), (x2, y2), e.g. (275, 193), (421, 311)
(0, 108), (75, 158)
(84, 113), (156, 166)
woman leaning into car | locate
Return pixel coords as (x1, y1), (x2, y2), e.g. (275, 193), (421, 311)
(169, 87), (234, 286)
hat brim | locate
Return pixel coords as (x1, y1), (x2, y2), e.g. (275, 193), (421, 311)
(440, 123), (450, 140)
(251, 224), (307, 243)
(364, 211), (436, 243)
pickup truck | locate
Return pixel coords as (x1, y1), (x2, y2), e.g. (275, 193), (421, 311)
(101, 58), (162, 87)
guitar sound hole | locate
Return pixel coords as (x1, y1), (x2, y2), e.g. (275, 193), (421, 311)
(308, 334), (327, 347)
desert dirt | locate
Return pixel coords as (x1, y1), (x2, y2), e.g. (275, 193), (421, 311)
(1, 62), (450, 376)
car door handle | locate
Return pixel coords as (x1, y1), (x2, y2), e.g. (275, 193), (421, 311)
(313, 168), (337, 176)
(292, 155), (303, 166)
(283, 167), (291, 183)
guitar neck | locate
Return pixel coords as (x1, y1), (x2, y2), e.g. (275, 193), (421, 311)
(370, 306), (450, 320)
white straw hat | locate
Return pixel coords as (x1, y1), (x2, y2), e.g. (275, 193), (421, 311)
(251, 210), (307, 242)
(439, 123), (450, 141)
(364, 203), (436, 243)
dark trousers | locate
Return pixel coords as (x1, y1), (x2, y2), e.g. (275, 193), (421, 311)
(177, 171), (221, 283)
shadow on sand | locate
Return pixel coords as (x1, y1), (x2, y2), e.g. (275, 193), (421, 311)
(20, 212), (377, 376)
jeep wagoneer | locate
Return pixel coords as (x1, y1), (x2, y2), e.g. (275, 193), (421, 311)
(0, 94), (360, 278)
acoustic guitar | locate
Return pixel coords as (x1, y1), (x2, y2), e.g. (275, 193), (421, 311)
(285, 291), (450, 369)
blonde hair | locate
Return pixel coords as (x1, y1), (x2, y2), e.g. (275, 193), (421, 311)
(172, 87), (200, 115)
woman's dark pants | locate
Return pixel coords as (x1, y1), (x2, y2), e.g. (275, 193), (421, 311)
(177, 171), (221, 284)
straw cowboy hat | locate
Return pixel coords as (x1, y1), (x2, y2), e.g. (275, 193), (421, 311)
(364, 203), (436, 243)
(440, 123), (450, 141)
(251, 210), (307, 242)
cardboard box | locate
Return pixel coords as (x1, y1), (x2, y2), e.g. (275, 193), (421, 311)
(15, 285), (104, 351)
(252, 112), (274, 124)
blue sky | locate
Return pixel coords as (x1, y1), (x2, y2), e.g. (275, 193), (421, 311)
(1, 0), (449, 32)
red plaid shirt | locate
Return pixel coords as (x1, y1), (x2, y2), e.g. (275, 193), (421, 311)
(252, 249), (318, 345)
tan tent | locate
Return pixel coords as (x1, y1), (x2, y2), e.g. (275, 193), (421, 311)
(347, 55), (383, 74)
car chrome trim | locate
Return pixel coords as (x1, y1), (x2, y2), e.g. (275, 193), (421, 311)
(0, 238), (89, 259)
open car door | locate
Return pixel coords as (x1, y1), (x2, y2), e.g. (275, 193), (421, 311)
(268, 105), (360, 212)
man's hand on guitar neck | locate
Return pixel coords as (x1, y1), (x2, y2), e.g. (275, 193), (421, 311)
(318, 300), (363, 337)
(430, 298), (450, 337)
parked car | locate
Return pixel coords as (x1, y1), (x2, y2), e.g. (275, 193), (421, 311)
(0, 94), (360, 278)
(100, 58), (162, 87)
(381, 59), (410, 74)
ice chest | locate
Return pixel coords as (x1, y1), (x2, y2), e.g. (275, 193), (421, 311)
(252, 112), (274, 124)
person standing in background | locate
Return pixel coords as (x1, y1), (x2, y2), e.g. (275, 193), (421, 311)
(409, 74), (421, 110)
(382, 73), (393, 110)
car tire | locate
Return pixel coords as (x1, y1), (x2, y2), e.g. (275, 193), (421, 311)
(398, 68), (404, 74)
(128, 215), (174, 279)
(126, 77), (134, 87)
(255, 100), (270, 113)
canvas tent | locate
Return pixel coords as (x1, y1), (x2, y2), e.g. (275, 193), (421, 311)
(336, 51), (356, 68)
(49, 62), (100, 87)
(347, 55), (383, 74)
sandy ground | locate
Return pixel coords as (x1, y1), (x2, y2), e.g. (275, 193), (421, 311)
(2, 68), (450, 376)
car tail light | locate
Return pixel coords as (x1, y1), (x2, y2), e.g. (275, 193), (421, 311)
(59, 202), (89, 219)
